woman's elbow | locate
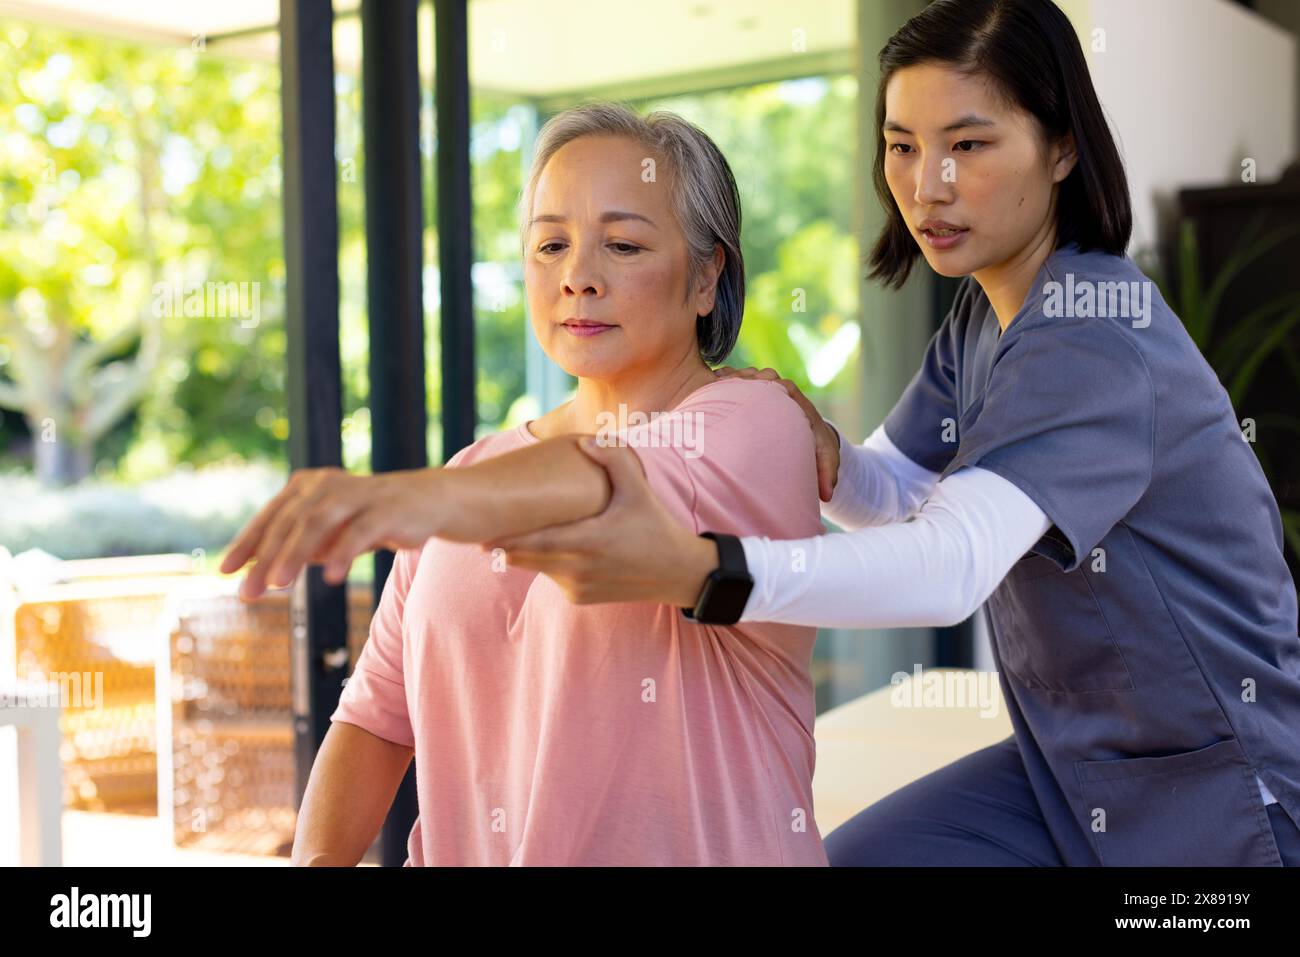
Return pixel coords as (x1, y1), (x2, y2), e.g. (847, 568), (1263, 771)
(291, 843), (364, 867)
(936, 593), (977, 629)
(290, 845), (358, 867)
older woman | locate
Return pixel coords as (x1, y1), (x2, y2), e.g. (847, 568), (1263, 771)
(221, 104), (828, 865)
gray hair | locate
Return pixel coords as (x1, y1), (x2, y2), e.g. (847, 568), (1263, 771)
(518, 102), (744, 365)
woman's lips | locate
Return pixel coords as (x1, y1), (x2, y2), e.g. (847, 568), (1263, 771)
(919, 225), (969, 250)
(562, 321), (616, 338)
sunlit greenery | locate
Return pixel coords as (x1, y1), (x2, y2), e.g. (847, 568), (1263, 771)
(1, 19), (859, 530)
(0, 24), (288, 484)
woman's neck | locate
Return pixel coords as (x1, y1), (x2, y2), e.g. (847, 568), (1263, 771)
(556, 350), (718, 436)
(973, 224), (1059, 334)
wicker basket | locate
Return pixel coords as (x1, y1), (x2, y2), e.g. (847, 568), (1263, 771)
(7, 564), (376, 858)
(169, 586), (374, 855)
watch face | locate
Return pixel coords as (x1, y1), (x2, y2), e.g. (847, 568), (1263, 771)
(697, 575), (753, 625)
(692, 533), (752, 624)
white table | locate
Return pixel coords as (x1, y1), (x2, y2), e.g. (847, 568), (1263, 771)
(0, 681), (64, 866)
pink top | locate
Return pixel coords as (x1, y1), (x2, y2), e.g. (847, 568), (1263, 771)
(331, 376), (828, 865)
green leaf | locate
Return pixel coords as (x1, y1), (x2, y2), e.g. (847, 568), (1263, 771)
(1228, 304), (1300, 407)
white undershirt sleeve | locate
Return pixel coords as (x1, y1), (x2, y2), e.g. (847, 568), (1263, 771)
(739, 464), (1053, 629)
(821, 421), (942, 530)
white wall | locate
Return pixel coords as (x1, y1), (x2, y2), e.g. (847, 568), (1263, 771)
(1066, 0), (1297, 256)
(1257, 0), (1300, 143)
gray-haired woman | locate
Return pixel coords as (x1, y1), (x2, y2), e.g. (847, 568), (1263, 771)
(221, 104), (831, 866)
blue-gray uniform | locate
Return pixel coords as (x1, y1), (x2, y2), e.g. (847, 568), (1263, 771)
(831, 242), (1300, 866)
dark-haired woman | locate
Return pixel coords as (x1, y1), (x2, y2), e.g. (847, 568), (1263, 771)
(483, 0), (1300, 866)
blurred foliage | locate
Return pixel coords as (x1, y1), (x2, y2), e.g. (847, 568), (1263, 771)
(470, 97), (533, 431)
(0, 22), (288, 483)
(632, 77), (860, 396)
(0, 18), (860, 532)
(0, 462), (286, 560)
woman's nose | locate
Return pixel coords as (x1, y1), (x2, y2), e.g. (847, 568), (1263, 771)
(562, 246), (604, 298)
(913, 152), (956, 207)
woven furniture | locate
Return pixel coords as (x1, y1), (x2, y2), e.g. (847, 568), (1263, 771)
(167, 586), (374, 855)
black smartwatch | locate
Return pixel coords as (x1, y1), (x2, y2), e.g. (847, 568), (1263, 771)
(681, 532), (754, 625)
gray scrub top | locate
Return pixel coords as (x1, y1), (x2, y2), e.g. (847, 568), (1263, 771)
(884, 240), (1300, 865)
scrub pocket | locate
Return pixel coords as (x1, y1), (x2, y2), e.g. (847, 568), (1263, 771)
(1074, 737), (1282, 866)
(991, 554), (1135, 694)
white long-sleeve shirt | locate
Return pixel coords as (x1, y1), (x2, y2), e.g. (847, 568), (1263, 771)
(739, 421), (1051, 629)
(737, 421), (1280, 807)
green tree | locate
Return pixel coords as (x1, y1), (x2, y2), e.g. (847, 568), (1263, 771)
(0, 23), (287, 485)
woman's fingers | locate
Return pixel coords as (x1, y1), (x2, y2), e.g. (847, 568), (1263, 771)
(234, 468), (349, 599)
(249, 483), (324, 585)
(219, 480), (300, 574)
(711, 365), (776, 380)
(264, 492), (362, 587)
(496, 550), (600, 604)
(320, 505), (402, 583)
(485, 516), (602, 556)
(497, 547), (584, 576)
(773, 377), (812, 414)
(739, 374), (839, 502)
(252, 477), (411, 590)
(239, 497), (311, 598)
(577, 438), (649, 496)
(712, 368), (842, 502)
(815, 445), (838, 503)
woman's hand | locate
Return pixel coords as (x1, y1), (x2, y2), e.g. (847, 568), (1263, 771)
(714, 366), (841, 501)
(219, 467), (444, 600)
(486, 437), (719, 608)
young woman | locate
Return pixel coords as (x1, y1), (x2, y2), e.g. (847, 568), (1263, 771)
(222, 104), (830, 865)
(486, 0), (1300, 866)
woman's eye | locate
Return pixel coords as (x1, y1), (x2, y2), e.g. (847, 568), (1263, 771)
(887, 142), (912, 155)
(953, 140), (983, 152)
(538, 242), (566, 254)
(608, 242), (641, 254)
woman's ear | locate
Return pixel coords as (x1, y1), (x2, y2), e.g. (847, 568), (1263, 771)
(696, 244), (726, 316)
(1051, 132), (1078, 184)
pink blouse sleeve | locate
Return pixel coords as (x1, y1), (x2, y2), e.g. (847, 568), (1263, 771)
(329, 544), (419, 748)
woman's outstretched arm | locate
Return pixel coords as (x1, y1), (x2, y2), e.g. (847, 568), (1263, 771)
(424, 434), (610, 542)
(220, 433), (716, 602)
(291, 720), (414, 866)
(490, 437), (1050, 626)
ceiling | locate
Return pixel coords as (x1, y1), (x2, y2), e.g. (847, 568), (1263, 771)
(0, 0), (856, 98)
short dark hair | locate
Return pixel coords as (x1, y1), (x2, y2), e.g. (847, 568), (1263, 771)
(867, 0), (1132, 290)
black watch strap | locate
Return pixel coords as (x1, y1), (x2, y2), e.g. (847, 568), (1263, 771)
(681, 532), (753, 625)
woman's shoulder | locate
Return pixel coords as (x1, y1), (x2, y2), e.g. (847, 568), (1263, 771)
(1002, 243), (1174, 346)
(682, 373), (800, 409)
(672, 375), (813, 436)
(443, 426), (532, 468)
(1039, 242), (1152, 289)
(671, 375), (818, 472)
(672, 376), (822, 533)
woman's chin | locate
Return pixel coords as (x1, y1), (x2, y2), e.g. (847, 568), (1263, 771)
(547, 348), (626, 381)
(920, 247), (976, 278)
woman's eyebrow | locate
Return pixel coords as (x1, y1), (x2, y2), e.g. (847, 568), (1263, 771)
(883, 114), (997, 134)
(529, 210), (658, 227)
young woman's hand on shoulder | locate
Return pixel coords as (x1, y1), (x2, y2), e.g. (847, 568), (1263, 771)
(714, 366), (840, 501)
